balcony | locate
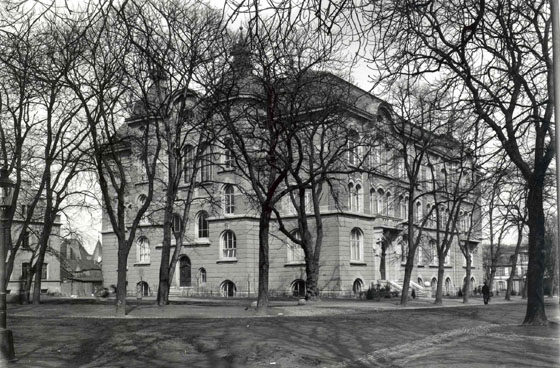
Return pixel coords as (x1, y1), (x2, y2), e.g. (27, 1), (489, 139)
(373, 215), (405, 231)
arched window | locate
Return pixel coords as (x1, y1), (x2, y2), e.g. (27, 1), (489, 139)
(197, 211), (209, 239)
(137, 281), (149, 296)
(377, 189), (385, 216)
(348, 129), (360, 166)
(355, 184), (362, 212)
(370, 188), (378, 214)
(223, 137), (234, 169)
(353, 279), (364, 295)
(183, 144), (194, 183)
(417, 277), (424, 286)
(287, 230), (305, 264)
(199, 148), (213, 182)
(136, 236), (150, 264)
(429, 240), (437, 265)
(198, 267), (207, 285)
(179, 255), (191, 287)
(415, 201), (423, 223)
(399, 196), (407, 220)
(220, 230), (237, 259)
(221, 280), (236, 297)
(223, 185), (235, 214)
(445, 277), (452, 296)
(292, 279), (306, 297)
(350, 228), (363, 262)
(172, 213), (182, 234)
(385, 191), (392, 216)
(348, 183), (354, 210)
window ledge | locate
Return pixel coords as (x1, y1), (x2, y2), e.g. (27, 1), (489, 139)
(284, 262), (306, 267)
(350, 261), (367, 266)
(186, 239), (211, 247)
(217, 168), (236, 174)
(417, 265), (425, 267)
(134, 262), (151, 267)
(217, 258), (238, 264)
(462, 266), (476, 269)
(428, 265), (439, 268)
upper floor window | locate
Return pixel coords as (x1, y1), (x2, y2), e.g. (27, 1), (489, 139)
(223, 185), (235, 214)
(355, 184), (362, 212)
(223, 137), (235, 170)
(200, 149), (213, 182)
(348, 129), (360, 166)
(414, 201), (423, 223)
(287, 230), (305, 264)
(136, 236), (150, 264)
(197, 211), (209, 239)
(370, 188), (378, 214)
(370, 147), (381, 168)
(350, 228), (364, 262)
(396, 156), (405, 179)
(429, 240), (437, 265)
(220, 230), (237, 259)
(400, 196), (407, 220)
(172, 213), (182, 234)
(183, 145), (194, 183)
(377, 189), (385, 216)
(385, 191), (392, 216)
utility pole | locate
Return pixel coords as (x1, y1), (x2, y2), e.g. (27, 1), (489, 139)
(0, 168), (15, 362)
(551, 0), (560, 304)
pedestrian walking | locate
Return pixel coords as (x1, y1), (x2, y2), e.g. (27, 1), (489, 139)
(482, 281), (490, 305)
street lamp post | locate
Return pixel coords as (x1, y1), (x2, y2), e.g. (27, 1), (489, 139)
(0, 168), (15, 362)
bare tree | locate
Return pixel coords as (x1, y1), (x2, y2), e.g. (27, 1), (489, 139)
(115, 0), (226, 305)
(61, 1), (162, 314)
(363, 0), (554, 325)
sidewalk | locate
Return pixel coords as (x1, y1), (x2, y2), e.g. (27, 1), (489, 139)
(7, 294), (538, 320)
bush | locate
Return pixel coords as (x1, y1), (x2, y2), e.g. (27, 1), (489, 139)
(511, 290), (517, 296)
(365, 283), (399, 300)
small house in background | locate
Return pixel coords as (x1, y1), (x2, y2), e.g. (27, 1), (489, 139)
(60, 238), (103, 297)
(484, 243), (528, 295)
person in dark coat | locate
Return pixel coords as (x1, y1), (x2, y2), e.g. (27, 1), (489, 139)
(482, 281), (490, 304)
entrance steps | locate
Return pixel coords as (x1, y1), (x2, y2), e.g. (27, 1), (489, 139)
(378, 279), (428, 298)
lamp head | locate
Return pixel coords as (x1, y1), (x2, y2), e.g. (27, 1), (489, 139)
(0, 169), (15, 209)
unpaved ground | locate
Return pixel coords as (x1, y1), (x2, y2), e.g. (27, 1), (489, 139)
(6, 298), (560, 367)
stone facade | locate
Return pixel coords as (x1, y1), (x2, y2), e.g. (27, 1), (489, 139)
(7, 202), (62, 296)
(101, 73), (484, 299)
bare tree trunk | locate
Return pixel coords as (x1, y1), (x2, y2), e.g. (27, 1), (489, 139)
(380, 241), (387, 280)
(257, 208), (271, 310)
(434, 261), (445, 305)
(523, 184), (547, 325)
(305, 260), (320, 300)
(487, 267), (496, 296)
(463, 258), (472, 303)
(116, 247), (129, 315)
(23, 267), (34, 304)
(157, 206), (173, 306)
(506, 231), (523, 300)
(400, 257), (413, 306)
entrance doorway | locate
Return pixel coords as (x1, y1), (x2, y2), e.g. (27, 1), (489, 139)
(179, 255), (191, 287)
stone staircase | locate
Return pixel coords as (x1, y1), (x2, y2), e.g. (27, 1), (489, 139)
(378, 279), (429, 298)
